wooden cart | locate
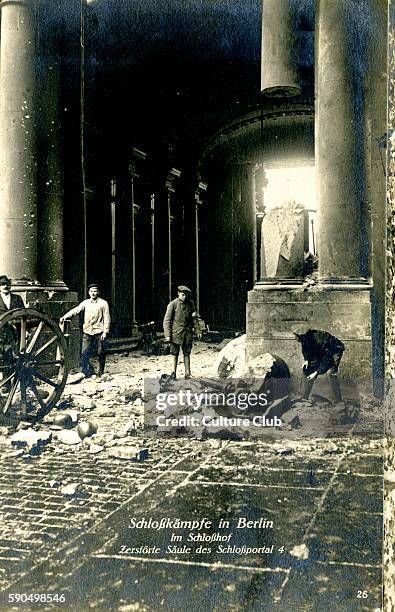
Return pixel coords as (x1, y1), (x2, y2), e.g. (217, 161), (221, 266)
(0, 308), (70, 425)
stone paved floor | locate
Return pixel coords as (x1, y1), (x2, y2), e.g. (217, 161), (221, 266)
(0, 347), (385, 611)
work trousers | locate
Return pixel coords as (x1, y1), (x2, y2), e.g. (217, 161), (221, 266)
(81, 332), (106, 376)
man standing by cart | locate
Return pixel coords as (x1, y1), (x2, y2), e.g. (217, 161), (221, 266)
(163, 285), (201, 379)
(60, 283), (110, 378)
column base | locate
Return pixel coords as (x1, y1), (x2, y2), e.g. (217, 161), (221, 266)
(41, 281), (69, 292)
(256, 278), (304, 289)
(246, 283), (373, 379)
(319, 277), (371, 288)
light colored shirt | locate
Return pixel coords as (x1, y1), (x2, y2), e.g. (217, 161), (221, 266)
(2, 294), (11, 309)
(64, 298), (111, 335)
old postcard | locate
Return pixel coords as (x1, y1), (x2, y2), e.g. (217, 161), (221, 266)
(0, 0), (392, 610)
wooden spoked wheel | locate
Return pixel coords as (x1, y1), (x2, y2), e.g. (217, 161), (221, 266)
(0, 308), (69, 425)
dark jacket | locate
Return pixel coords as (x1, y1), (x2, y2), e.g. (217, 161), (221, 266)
(0, 293), (25, 314)
(163, 297), (199, 345)
(299, 330), (344, 375)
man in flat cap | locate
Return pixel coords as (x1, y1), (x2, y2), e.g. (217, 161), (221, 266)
(293, 329), (345, 404)
(60, 283), (110, 378)
(163, 285), (201, 379)
(0, 276), (25, 313)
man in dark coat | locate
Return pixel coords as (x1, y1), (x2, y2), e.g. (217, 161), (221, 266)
(0, 275), (25, 313)
(163, 285), (201, 379)
(294, 329), (345, 403)
(0, 276), (25, 393)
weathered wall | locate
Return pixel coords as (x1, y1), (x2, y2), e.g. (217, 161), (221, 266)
(385, 0), (395, 609)
(246, 287), (372, 378)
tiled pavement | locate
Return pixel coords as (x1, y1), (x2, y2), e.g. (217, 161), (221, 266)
(0, 435), (383, 611)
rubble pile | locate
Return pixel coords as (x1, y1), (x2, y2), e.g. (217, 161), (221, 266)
(0, 343), (384, 459)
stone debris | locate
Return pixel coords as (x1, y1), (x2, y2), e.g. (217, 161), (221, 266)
(10, 429), (52, 450)
(88, 444), (104, 454)
(108, 446), (149, 461)
(56, 430), (82, 445)
(122, 388), (142, 403)
(214, 334), (246, 378)
(66, 372), (85, 385)
(275, 447), (293, 456)
(61, 483), (81, 496)
(289, 543), (309, 560)
(49, 480), (60, 488)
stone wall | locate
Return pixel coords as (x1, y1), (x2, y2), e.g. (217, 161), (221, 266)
(246, 287), (372, 379)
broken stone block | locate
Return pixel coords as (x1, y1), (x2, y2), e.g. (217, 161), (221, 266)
(214, 335), (246, 378)
(260, 201), (304, 278)
(108, 446), (149, 461)
(88, 444), (104, 454)
(289, 543), (309, 560)
(66, 372), (85, 385)
(10, 429), (52, 449)
(56, 430), (81, 445)
(61, 483), (81, 496)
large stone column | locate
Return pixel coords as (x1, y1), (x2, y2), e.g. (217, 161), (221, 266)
(38, 54), (67, 289)
(0, 0), (39, 286)
(261, 0), (301, 97)
(315, 0), (365, 282)
(129, 148), (146, 333)
(246, 0), (374, 381)
(194, 181), (207, 312)
(165, 168), (181, 302)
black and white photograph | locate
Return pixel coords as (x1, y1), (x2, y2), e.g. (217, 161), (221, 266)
(0, 0), (393, 609)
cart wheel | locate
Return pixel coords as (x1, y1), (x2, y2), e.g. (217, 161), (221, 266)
(0, 308), (69, 425)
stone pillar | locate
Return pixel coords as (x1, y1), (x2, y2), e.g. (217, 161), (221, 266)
(194, 181), (207, 312)
(261, 0), (301, 97)
(38, 51), (67, 289)
(246, 0), (374, 381)
(0, 0), (39, 286)
(150, 193), (155, 315)
(315, 0), (365, 282)
(165, 168), (181, 302)
(129, 148), (147, 333)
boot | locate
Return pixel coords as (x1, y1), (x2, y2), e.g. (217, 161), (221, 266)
(329, 375), (342, 404)
(184, 355), (191, 379)
(171, 355), (178, 380)
(302, 377), (314, 400)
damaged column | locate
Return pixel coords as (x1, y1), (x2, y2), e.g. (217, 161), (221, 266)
(0, 0), (39, 286)
(261, 0), (301, 97)
(246, 0), (373, 379)
(316, 0), (365, 282)
(37, 5), (67, 290)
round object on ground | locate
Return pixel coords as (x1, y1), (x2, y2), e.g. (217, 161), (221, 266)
(52, 413), (73, 429)
(77, 420), (98, 440)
